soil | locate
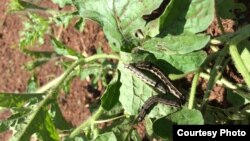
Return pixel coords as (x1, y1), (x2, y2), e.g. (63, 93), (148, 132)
(0, 0), (248, 141)
(0, 0), (110, 140)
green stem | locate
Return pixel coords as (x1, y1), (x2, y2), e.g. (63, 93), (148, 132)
(36, 54), (120, 93)
(201, 47), (228, 112)
(188, 70), (200, 109)
(28, 54), (119, 139)
(168, 71), (195, 80)
(201, 8), (227, 113)
(229, 44), (250, 87)
(94, 115), (126, 124)
(15, 89), (54, 140)
(215, 0), (225, 34)
(200, 72), (237, 89)
(216, 16), (225, 34)
(215, 57), (231, 81)
(70, 107), (104, 138)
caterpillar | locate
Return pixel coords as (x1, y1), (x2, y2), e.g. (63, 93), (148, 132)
(135, 62), (185, 101)
(124, 64), (166, 94)
(137, 95), (180, 122)
(124, 63), (183, 122)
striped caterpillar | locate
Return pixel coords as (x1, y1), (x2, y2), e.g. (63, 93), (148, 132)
(137, 95), (180, 122)
(135, 62), (185, 101)
(124, 64), (166, 94)
(124, 63), (184, 121)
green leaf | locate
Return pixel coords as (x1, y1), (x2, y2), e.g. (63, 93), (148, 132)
(11, 107), (59, 141)
(118, 63), (178, 116)
(54, 12), (74, 28)
(167, 108), (204, 124)
(74, 17), (85, 32)
(152, 108), (203, 139)
(217, 0), (246, 19)
(73, 0), (164, 50)
(8, 0), (46, 12)
(80, 65), (101, 80)
(64, 136), (88, 141)
(118, 63), (157, 115)
(62, 70), (78, 94)
(10, 107), (42, 140)
(227, 90), (245, 106)
(238, 41), (250, 72)
(233, 90), (250, 101)
(24, 59), (49, 71)
(50, 103), (72, 130)
(160, 0), (214, 35)
(153, 51), (207, 73)
(0, 93), (44, 108)
(19, 13), (49, 48)
(95, 132), (117, 141)
(52, 0), (72, 8)
(51, 37), (81, 58)
(5, 107), (31, 120)
(142, 33), (210, 55)
(0, 107), (32, 132)
(22, 49), (55, 59)
(153, 118), (173, 140)
(27, 75), (38, 92)
(101, 71), (121, 110)
(101, 118), (139, 141)
(37, 108), (60, 141)
(144, 117), (154, 137)
(130, 130), (141, 141)
(147, 102), (179, 119)
(100, 103), (124, 119)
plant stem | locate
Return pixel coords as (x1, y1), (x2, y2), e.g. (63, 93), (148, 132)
(215, 0), (225, 35)
(70, 107), (104, 138)
(94, 115), (126, 124)
(215, 57), (231, 81)
(188, 70), (200, 109)
(27, 54), (119, 139)
(200, 72), (237, 89)
(15, 88), (54, 140)
(229, 44), (250, 87)
(36, 54), (120, 93)
(201, 47), (228, 112)
(168, 71), (195, 80)
(201, 2), (227, 113)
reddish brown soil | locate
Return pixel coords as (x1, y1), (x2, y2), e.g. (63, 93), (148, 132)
(0, 0), (110, 140)
(0, 0), (248, 141)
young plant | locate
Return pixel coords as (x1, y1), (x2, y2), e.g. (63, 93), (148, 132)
(1, 0), (250, 141)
